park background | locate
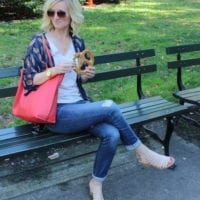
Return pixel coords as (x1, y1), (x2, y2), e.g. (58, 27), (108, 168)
(0, 1), (200, 199)
(0, 0), (200, 128)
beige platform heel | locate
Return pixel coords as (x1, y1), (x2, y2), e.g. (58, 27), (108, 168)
(135, 144), (175, 169)
(89, 179), (104, 200)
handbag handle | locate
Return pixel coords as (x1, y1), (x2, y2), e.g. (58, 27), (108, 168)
(42, 35), (54, 68)
(42, 35), (64, 83)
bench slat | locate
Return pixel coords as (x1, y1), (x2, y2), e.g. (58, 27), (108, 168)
(174, 95), (200, 104)
(121, 97), (186, 117)
(126, 104), (188, 125)
(0, 65), (157, 98)
(168, 58), (200, 69)
(174, 88), (200, 106)
(166, 43), (200, 54)
(174, 87), (200, 94)
(0, 87), (17, 98)
(0, 50), (155, 79)
(0, 124), (32, 135)
(122, 101), (175, 117)
(0, 133), (90, 157)
(119, 96), (167, 110)
(89, 64), (156, 82)
(0, 132), (54, 146)
(0, 67), (20, 78)
(94, 49), (155, 64)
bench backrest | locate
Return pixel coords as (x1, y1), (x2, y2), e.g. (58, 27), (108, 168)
(166, 44), (200, 91)
(0, 49), (156, 100)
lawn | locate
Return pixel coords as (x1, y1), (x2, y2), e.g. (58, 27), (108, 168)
(0, 0), (200, 127)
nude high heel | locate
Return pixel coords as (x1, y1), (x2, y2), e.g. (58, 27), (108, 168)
(89, 179), (104, 200)
(135, 144), (175, 170)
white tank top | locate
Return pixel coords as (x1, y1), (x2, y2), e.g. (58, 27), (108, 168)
(46, 36), (83, 103)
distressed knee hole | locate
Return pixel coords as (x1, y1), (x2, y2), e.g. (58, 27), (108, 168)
(102, 100), (113, 107)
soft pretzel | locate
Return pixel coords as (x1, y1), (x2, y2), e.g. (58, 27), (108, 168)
(73, 49), (94, 75)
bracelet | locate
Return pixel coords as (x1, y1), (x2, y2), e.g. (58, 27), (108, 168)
(45, 69), (52, 78)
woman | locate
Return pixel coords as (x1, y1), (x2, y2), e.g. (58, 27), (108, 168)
(23, 0), (175, 199)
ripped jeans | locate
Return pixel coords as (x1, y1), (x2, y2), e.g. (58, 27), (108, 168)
(46, 100), (141, 182)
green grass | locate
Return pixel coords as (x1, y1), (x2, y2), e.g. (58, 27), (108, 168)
(0, 0), (200, 128)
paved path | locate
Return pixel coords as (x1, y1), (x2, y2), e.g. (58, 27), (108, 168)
(1, 133), (200, 200)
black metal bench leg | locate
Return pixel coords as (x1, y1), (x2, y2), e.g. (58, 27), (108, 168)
(163, 117), (174, 156)
(142, 118), (175, 156)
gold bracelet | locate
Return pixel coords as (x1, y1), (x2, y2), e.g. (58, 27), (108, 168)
(45, 69), (52, 78)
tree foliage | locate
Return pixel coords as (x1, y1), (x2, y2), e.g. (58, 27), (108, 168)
(0, 0), (44, 21)
(94, 0), (120, 4)
(0, 0), (120, 21)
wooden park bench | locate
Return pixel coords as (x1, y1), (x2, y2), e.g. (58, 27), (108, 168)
(0, 49), (190, 160)
(166, 43), (200, 127)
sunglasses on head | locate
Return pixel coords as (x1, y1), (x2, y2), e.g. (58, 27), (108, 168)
(47, 10), (66, 18)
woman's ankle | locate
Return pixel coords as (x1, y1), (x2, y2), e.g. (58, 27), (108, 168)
(89, 178), (104, 200)
(90, 178), (103, 186)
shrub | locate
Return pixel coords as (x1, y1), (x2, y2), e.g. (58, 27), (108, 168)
(94, 0), (120, 4)
(0, 0), (44, 21)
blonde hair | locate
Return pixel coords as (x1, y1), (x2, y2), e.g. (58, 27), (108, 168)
(41, 0), (84, 35)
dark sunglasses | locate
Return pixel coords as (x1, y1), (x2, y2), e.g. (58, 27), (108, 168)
(47, 10), (66, 18)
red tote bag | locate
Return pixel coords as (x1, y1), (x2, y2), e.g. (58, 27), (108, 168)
(12, 35), (64, 123)
(12, 71), (63, 123)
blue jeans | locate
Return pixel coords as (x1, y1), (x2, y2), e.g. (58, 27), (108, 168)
(46, 100), (141, 182)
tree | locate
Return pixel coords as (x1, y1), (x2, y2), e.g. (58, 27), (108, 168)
(0, 0), (43, 21)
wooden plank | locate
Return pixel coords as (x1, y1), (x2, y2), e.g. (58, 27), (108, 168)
(0, 129), (34, 141)
(0, 133), (90, 158)
(174, 93), (200, 106)
(119, 96), (166, 108)
(174, 87), (200, 95)
(175, 92), (200, 99)
(174, 88), (200, 100)
(94, 49), (155, 65)
(0, 132), (54, 147)
(125, 104), (188, 125)
(0, 50), (156, 80)
(122, 102), (181, 119)
(0, 87), (17, 98)
(168, 58), (200, 69)
(88, 64), (157, 83)
(0, 65), (157, 94)
(166, 44), (200, 54)
(0, 66), (20, 78)
(0, 124), (32, 136)
(119, 96), (168, 111)
(175, 93), (200, 100)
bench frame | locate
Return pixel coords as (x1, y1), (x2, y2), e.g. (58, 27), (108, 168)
(0, 49), (189, 160)
(166, 43), (200, 127)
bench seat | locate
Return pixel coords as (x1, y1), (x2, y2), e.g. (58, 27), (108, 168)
(0, 95), (188, 159)
(173, 87), (200, 106)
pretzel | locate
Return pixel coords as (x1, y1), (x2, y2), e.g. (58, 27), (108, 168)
(73, 49), (94, 75)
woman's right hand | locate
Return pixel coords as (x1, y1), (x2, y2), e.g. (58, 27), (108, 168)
(33, 62), (74, 86)
(52, 62), (75, 75)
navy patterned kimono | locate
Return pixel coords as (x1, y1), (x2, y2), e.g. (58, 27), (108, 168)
(23, 32), (88, 100)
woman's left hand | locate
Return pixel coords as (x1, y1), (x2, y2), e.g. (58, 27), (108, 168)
(81, 66), (96, 82)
